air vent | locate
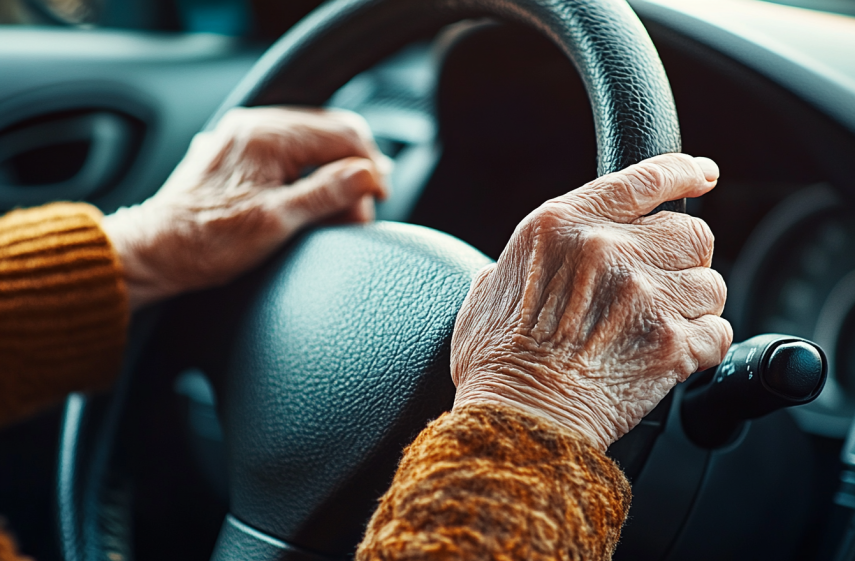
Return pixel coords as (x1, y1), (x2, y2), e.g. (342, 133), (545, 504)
(0, 110), (141, 208)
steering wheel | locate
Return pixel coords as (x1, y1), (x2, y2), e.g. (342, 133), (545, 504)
(56, 0), (681, 559)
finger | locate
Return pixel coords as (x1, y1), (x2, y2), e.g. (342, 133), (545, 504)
(561, 153), (719, 223)
(290, 107), (394, 172)
(275, 157), (387, 228)
(310, 108), (394, 172)
(658, 267), (727, 319)
(685, 315), (733, 373)
(629, 212), (715, 269)
(324, 195), (377, 225)
(347, 195), (377, 223)
(218, 106), (393, 180)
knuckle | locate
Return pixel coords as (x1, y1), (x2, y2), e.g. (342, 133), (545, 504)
(632, 161), (670, 186)
(707, 269), (727, 305)
(624, 161), (671, 195)
(590, 169), (657, 215)
(617, 266), (645, 296)
(688, 217), (715, 260)
(655, 316), (683, 351)
(641, 209), (686, 236)
(219, 107), (252, 130)
(692, 269), (727, 313)
(187, 130), (215, 151)
(647, 209), (683, 226)
(242, 131), (276, 155)
(600, 173), (647, 207)
(335, 126), (368, 152)
(331, 110), (372, 137)
(523, 203), (567, 235)
(578, 226), (621, 265)
(338, 161), (376, 194)
(704, 317), (734, 366)
(302, 184), (338, 214)
(296, 160), (378, 215)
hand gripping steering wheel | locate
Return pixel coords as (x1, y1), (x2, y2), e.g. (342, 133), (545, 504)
(57, 1), (682, 559)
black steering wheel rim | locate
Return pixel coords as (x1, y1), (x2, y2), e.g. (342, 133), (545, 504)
(208, 0), (682, 179)
(57, 1), (682, 560)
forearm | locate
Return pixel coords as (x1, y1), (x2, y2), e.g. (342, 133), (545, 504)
(0, 203), (128, 427)
(356, 403), (631, 561)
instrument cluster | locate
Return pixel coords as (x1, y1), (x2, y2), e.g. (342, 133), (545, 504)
(727, 183), (855, 437)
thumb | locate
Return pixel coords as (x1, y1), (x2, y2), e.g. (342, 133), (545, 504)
(275, 157), (388, 229)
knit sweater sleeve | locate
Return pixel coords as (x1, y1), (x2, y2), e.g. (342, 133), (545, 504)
(0, 202), (128, 427)
(356, 403), (631, 561)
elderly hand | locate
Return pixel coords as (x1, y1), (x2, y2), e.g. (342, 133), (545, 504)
(103, 107), (390, 310)
(451, 154), (732, 451)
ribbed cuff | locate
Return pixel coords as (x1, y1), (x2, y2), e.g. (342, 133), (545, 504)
(0, 203), (129, 426)
(357, 403), (631, 561)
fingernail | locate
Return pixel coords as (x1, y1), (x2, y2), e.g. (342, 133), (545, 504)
(694, 157), (719, 182)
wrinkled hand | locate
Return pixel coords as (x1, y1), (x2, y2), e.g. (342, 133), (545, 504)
(103, 107), (390, 310)
(451, 154), (732, 451)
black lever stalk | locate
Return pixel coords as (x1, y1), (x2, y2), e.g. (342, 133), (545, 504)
(681, 333), (827, 449)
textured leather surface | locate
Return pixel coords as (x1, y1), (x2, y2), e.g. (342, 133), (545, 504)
(211, 223), (490, 555)
(208, 0), (682, 179)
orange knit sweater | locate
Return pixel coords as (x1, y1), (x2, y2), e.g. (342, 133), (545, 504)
(0, 202), (128, 561)
(0, 203), (128, 425)
(357, 404), (631, 561)
(0, 203), (630, 561)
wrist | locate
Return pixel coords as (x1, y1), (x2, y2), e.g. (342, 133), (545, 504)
(453, 371), (617, 451)
(102, 202), (175, 310)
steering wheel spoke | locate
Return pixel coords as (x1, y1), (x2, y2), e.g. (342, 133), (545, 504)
(212, 515), (338, 561)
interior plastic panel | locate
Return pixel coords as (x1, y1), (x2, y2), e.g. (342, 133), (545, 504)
(630, 0), (855, 137)
(0, 111), (139, 205)
(0, 28), (261, 213)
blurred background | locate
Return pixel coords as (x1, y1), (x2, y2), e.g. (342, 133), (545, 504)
(0, 0), (853, 36)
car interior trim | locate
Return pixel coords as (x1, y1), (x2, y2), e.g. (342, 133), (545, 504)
(631, 0), (855, 137)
